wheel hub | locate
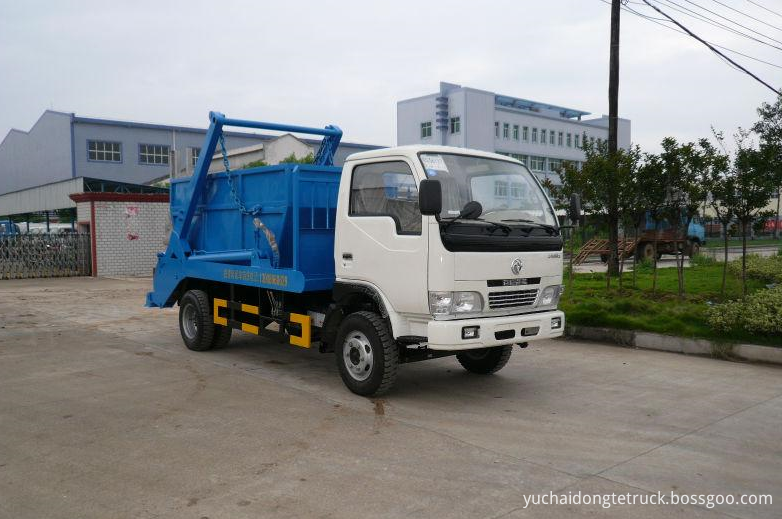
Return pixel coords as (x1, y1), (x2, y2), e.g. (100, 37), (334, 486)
(343, 331), (373, 382)
(182, 303), (198, 340)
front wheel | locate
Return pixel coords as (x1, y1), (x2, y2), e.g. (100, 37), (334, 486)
(456, 346), (513, 374)
(335, 311), (399, 396)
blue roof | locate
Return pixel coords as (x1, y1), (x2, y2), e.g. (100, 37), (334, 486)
(495, 95), (590, 119)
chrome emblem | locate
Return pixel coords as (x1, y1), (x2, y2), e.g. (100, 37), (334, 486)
(511, 258), (523, 276)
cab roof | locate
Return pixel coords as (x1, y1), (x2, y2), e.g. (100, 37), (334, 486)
(344, 145), (520, 164)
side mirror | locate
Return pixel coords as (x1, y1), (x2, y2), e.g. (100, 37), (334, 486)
(569, 193), (582, 223)
(419, 179), (442, 216)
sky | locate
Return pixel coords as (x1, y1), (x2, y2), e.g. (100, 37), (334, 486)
(0, 0), (780, 152)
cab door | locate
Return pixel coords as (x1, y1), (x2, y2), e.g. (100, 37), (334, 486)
(335, 157), (429, 315)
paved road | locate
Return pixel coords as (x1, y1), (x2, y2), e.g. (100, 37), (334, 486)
(572, 246), (779, 274)
(0, 278), (780, 518)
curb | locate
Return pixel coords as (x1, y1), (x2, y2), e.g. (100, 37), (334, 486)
(566, 325), (782, 366)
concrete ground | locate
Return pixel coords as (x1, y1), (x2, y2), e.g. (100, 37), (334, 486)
(0, 278), (780, 519)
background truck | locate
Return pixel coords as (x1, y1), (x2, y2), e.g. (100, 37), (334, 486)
(0, 219), (21, 236)
(576, 213), (706, 265)
(147, 112), (565, 396)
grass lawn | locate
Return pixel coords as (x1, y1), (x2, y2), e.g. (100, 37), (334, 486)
(703, 238), (782, 249)
(560, 263), (780, 347)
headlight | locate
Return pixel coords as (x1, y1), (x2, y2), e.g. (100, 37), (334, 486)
(428, 291), (483, 315)
(538, 285), (562, 307)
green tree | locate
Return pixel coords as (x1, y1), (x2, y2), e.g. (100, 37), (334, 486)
(559, 140), (641, 287)
(702, 135), (734, 297)
(637, 152), (670, 294)
(732, 132), (779, 295)
(657, 137), (712, 297)
(752, 92), (782, 239)
(280, 152), (315, 164)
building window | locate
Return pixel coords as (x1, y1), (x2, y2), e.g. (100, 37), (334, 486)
(87, 140), (121, 162)
(566, 133), (572, 147)
(350, 160), (421, 235)
(503, 153), (528, 165)
(450, 117), (461, 134)
(530, 156), (546, 171)
(558, 132), (564, 147)
(522, 126), (529, 141)
(503, 123), (510, 139)
(494, 121), (499, 138)
(532, 128), (538, 143)
(549, 131), (555, 146)
(574, 134), (580, 148)
(513, 125), (519, 140)
(190, 147), (201, 167)
(139, 144), (170, 165)
(494, 180), (508, 198)
(541, 129), (547, 145)
(548, 158), (562, 172)
(420, 121), (432, 139)
(510, 182), (523, 199)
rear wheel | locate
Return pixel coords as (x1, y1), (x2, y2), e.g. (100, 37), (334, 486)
(687, 241), (701, 258)
(335, 311), (399, 396)
(637, 242), (655, 261)
(212, 325), (232, 348)
(456, 346), (513, 374)
(178, 289), (216, 351)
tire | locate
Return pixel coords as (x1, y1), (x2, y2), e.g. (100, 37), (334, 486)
(335, 311), (399, 396)
(178, 290), (216, 351)
(599, 254), (608, 263)
(456, 346), (513, 374)
(212, 325), (232, 348)
(687, 241), (700, 258)
(637, 242), (655, 261)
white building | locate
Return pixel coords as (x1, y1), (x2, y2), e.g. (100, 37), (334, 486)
(397, 82), (631, 184)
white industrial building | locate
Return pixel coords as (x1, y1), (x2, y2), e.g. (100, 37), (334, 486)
(397, 82), (632, 184)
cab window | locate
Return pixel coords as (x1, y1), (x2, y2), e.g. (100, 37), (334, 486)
(349, 161), (421, 235)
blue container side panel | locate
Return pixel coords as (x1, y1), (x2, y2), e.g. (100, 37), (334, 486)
(170, 164), (341, 290)
(298, 178), (340, 278)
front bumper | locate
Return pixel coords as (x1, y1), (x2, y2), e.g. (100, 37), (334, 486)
(426, 310), (565, 351)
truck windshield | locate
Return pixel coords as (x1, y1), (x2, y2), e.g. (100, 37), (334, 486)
(419, 153), (557, 227)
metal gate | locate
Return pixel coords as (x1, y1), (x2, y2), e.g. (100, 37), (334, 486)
(0, 233), (91, 279)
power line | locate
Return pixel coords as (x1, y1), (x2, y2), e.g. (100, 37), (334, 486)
(640, 0), (778, 93)
(746, 0), (782, 21)
(598, 0), (782, 69)
(654, 0), (782, 51)
(710, 0), (782, 32)
(679, 0), (782, 43)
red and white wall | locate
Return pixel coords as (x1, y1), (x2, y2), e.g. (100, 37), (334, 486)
(70, 193), (170, 277)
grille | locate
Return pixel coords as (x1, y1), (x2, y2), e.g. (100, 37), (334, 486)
(488, 289), (538, 309)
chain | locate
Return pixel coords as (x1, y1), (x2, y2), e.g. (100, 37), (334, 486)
(219, 133), (259, 216)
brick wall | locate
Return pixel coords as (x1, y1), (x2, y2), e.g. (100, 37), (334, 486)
(70, 193), (170, 277)
(76, 201), (90, 224)
(93, 201), (169, 276)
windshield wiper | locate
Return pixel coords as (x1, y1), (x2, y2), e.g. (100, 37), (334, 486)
(500, 219), (559, 234)
(442, 217), (512, 234)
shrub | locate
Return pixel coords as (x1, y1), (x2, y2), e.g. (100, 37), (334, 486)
(727, 254), (782, 284)
(707, 285), (782, 337)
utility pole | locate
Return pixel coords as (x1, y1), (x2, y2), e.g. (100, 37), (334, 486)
(607, 0), (622, 276)
(609, 0), (621, 156)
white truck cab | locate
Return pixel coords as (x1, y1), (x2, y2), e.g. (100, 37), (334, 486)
(332, 145), (564, 382)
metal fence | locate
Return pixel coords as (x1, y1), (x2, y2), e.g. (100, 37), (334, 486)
(0, 233), (91, 279)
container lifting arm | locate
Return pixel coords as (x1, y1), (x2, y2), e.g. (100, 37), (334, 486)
(170, 111), (342, 255)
